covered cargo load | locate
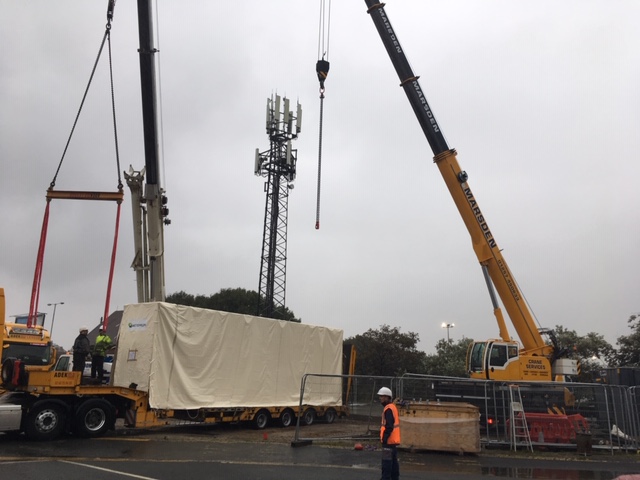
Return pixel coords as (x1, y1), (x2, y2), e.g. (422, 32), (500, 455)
(112, 302), (343, 410)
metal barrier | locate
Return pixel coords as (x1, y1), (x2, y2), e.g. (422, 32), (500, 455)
(292, 374), (396, 445)
(293, 373), (640, 452)
(400, 374), (640, 452)
(630, 386), (640, 441)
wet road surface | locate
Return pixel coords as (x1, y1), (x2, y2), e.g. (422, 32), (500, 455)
(1, 427), (638, 479)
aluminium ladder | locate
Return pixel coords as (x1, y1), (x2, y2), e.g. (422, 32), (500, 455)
(509, 384), (533, 452)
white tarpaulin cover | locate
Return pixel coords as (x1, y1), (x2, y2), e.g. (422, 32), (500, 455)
(112, 302), (343, 410)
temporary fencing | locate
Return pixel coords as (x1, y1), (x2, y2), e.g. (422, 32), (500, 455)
(294, 372), (640, 453)
(292, 374), (397, 445)
(400, 374), (639, 452)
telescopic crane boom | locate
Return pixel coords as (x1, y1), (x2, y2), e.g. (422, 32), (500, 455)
(127, 0), (169, 303)
(364, 1), (576, 381)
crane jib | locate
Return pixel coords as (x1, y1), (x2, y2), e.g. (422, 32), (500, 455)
(365, 0), (560, 363)
(366, 1), (449, 155)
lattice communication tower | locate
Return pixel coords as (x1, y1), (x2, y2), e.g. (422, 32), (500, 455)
(254, 94), (302, 318)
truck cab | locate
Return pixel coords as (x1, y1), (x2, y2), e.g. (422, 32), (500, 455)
(2, 313), (52, 367)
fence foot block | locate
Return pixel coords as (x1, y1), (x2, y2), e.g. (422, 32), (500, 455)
(291, 439), (313, 448)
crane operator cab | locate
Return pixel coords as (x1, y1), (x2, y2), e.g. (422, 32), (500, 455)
(467, 340), (550, 381)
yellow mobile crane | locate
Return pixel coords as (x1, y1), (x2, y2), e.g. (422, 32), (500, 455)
(363, 1), (577, 382)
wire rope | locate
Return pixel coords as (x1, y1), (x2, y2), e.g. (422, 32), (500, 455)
(315, 0), (331, 229)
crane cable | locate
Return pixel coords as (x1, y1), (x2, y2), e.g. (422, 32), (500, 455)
(49, 0), (122, 191)
(315, 0), (331, 230)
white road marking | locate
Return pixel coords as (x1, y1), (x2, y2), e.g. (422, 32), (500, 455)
(59, 460), (160, 480)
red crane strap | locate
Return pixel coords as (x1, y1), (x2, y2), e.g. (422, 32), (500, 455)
(102, 199), (122, 331)
(28, 201), (51, 328)
(27, 189), (124, 329)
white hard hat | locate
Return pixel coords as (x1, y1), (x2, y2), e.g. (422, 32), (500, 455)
(79, 326), (89, 332)
(377, 387), (393, 397)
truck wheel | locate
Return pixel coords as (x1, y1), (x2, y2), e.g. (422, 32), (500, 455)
(25, 402), (66, 441)
(323, 408), (337, 424)
(73, 399), (114, 438)
(1, 358), (15, 385)
(253, 409), (271, 430)
(301, 408), (316, 426)
(279, 409), (294, 428)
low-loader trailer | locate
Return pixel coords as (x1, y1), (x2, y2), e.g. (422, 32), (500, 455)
(0, 289), (347, 440)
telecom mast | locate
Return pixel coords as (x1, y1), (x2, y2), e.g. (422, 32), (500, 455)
(255, 95), (302, 318)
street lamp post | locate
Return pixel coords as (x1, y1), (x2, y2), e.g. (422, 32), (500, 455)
(441, 322), (455, 342)
(47, 302), (64, 338)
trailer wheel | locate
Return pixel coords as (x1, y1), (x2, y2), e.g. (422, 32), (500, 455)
(279, 409), (294, 428)
(253, 409), (271, 430)
(323, 408), (337, 424)
(301, 408), (316, 426)
(25, 401), (66, 441)
(73, 399), (114, 438)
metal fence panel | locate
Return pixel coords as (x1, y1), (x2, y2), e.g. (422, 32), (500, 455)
(294, 373), (639, 452)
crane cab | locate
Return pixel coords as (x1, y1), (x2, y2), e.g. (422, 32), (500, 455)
(467, 340), (554, 382)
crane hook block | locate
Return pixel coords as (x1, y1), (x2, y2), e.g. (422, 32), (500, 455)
(316, 59), (330, 89)
(107, 0), (116, 21)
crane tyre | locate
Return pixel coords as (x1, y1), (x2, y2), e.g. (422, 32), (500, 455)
(73, 399), (114, 438)
(25, 401), (66, 441)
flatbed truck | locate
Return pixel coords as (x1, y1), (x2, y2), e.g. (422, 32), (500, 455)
(0, 289), (348, 440)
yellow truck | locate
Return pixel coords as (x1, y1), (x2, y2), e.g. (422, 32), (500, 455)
(1, 300), (52, 398)
(1, 311), (51, 370)
(0, 288), (348, 440)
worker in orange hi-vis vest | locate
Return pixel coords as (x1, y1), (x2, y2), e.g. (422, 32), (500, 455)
(378, 387), (400, 480)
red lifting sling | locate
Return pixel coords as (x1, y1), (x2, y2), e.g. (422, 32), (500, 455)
(27, 190), (124, 330)
(27, 2), (123, 331)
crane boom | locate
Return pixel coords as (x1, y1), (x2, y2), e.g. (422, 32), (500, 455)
(364, 1), (576, 381)
(364, 4), (448, 156)
(132, 0), (166, 302)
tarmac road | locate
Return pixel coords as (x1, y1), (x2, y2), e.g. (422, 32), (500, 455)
(1, 425), (639, 480)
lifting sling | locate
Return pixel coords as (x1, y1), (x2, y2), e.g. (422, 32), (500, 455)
(28, 0), (123, 331)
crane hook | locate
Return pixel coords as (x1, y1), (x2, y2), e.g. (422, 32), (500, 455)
(316, 59), (330, 91)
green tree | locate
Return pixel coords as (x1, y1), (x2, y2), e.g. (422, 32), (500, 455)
(615, 314), (640, 367)
(346, 324), (427, 377)
(166, 288), (299, 322)
(552, 325), (616, 382)
(423, 337), (473, 377)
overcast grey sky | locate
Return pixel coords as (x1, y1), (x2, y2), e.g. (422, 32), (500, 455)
(2, 1), (639, 353)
